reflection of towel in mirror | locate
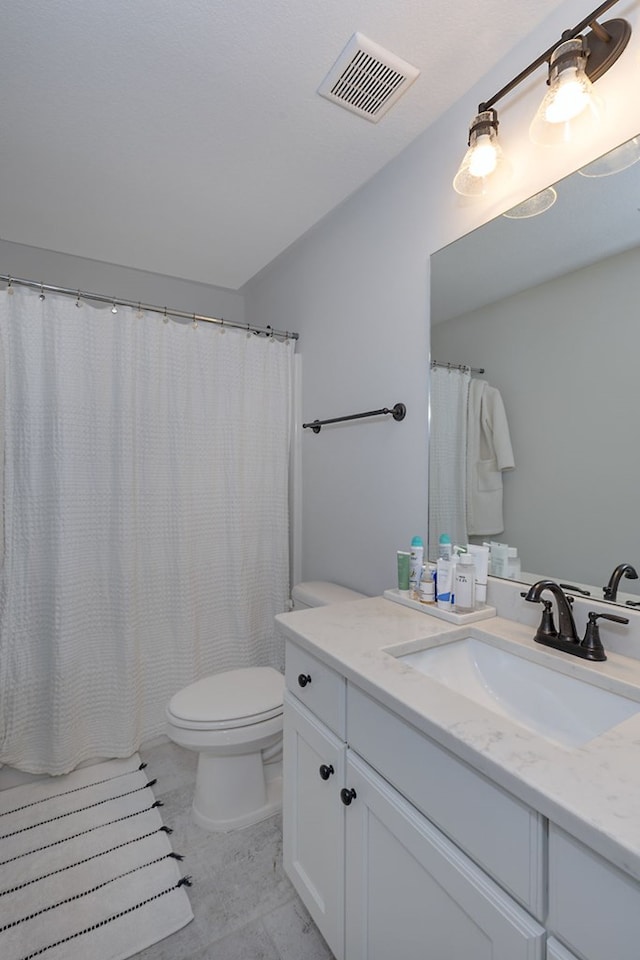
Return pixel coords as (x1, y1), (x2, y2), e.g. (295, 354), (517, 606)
(466, 379), (515, 536)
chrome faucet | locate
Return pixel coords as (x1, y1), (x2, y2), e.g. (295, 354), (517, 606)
(603, 563), (638, 602)
(523, 579), (628, 662)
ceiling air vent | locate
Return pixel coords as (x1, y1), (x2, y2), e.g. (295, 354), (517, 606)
(318, 32), (420, 123)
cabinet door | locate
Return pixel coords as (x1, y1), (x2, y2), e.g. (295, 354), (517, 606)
(283, 692), (345, 960)
(546, 937), (580, 960)
(344, 752), (544, 960)
(548, 824), (640, 960)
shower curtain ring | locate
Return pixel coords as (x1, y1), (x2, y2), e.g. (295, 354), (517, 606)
(163, 307), (169, 324)
(191, 313), (198, 330)
(75, 290), (82, 308)
(136, 302), (144, 318)
(7, 277), (14, 295)
(219, 319), (225, 334)
(39, 284), (45, 301)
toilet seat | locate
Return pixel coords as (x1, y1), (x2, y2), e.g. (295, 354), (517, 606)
(167, 666), (284, 730)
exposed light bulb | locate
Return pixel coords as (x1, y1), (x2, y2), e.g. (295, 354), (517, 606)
(544, 69), (591, 123)
(530, 37), (601, 146)
(453, 109), (511, 198)
(468, 134), (499, 178)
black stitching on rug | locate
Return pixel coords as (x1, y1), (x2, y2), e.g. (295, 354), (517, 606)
(0, 781), (157, 840)
(0, 803), (162, 866)
(18, 880), (189, 960)
(0, 765), (146, 819)
(0, 826), (172, 896)
(0, 853), (178, 933)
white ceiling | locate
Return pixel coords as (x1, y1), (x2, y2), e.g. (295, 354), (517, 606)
(1, 0), (566, 290)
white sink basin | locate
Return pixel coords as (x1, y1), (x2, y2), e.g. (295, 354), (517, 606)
(398, 637), (640, 748)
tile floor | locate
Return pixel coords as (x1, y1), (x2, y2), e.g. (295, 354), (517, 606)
(135, 739), (335, 960)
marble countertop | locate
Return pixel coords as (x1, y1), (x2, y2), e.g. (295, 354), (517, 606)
(276, 595), (640, 882)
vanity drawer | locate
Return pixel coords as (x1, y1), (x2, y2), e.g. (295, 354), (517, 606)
(347, 683), (545, 917)
(548, 825), (640, 960)
(285, 641), (346, 739)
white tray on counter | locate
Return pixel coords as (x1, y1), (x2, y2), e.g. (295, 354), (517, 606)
(383, 589), (496, 625)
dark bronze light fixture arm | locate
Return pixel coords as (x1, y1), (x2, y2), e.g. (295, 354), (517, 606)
(478, 0), (628, 114)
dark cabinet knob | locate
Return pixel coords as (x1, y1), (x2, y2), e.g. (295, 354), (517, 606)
(297, 673), (312, 688)
(340, 787), (357, 806)
(319, 764), (334, 781)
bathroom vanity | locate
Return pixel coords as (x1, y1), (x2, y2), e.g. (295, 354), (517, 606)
(276, 596), (640, 960)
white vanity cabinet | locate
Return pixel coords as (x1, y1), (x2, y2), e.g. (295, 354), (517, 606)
(547, 825), (640, 960)
(283, 692), (346, 960)
(283, 645), (348, 960)
(283, 639), (545, 959)
(546, 938), (580, 960)
(344, 751), (545, 959)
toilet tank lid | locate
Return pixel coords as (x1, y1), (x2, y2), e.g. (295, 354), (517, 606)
(291, 581), (367, 607)
(168, 667), (284, 723)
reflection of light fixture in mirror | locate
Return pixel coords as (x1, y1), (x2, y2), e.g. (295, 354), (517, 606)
(503, 186), (558, 219)
(453, 110), (511, 197)
(453, 3), (632, 196)
(578, 135), (640, 176)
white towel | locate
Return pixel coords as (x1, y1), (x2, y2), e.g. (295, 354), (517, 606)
(466, 379), (515, 536)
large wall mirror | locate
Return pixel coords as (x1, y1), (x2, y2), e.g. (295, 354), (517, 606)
(430, 133), (640, 608)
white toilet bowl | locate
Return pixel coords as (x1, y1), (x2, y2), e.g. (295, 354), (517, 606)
(166, 581), (366, 833)
(166, 666), (284, 832)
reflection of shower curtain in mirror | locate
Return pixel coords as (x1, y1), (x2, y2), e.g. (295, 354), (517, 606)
(428, 365), (470, 559)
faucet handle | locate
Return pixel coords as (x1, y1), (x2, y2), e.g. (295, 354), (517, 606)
(581, 611), (630, 662)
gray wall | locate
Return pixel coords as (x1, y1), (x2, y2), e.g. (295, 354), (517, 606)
(4, 1), (640, 599)
(0, 240), (245, 325)
(431, 245), (640, 594)
(244, 0), (640, 597)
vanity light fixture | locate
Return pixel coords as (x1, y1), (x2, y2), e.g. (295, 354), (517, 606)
(529, 37), (600, 145)
(453, 0), (631, 197)
(452, 109), (511, 197)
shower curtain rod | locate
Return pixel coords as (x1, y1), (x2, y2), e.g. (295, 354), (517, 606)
(1, 274), (299, 341)
(432, 360), (485, 375)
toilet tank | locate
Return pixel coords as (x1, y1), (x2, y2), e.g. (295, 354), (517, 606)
(291, 581), (367, 610)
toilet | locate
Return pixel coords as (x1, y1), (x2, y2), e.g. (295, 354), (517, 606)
(166, 581), (366, 832)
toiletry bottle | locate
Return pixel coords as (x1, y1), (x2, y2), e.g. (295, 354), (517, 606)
(467, 544), (489, 605)
(438, 534), (452, 560)
(491, 542), (509, 578)
(409, 536), (425, 597)
(436, 557), (452, 609)
(418, 564), (435, 604)
(397, 551), (411, 594)
(507, 547), (521, 579)
(454, 552), (476, 613)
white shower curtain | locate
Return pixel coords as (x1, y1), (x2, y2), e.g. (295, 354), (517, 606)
(0, 289), (294, 774)
(428, 365), (470, 559)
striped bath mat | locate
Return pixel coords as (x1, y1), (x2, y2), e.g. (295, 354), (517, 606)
(0, 753), (193, 960)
